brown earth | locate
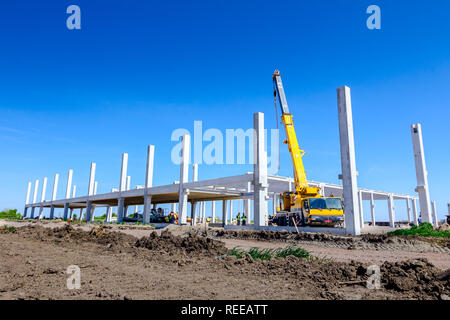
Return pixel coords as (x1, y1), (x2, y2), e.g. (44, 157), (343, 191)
(0, 223), (449, 300)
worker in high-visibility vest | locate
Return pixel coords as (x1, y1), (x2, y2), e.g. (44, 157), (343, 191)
(236, 212), (241, 226)
(242, 214), (246, 226)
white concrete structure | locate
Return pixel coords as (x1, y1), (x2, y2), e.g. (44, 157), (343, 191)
(63, 170), (73, 220)
(211, 201), (216, 223)
(143, 146), (155, 224)
(411, 124), (433, 224)
(388, 193), (395, 228)
(411, 198), (419, 225)
(85, 162), (96, 221)
(29, 179), (39, 219)
(49, 174), (59, 220)
(23, 182), (31, 218)
(25, 112), (419, 235)
(337, 86), (361, 235)
(38, 177), (48, 219)
(431, 200), (438, 227)
(253, 112), (268, 227)
(117, 153), (128, 223)
(178, 135), (190, 225)
(358, 190), (364, 228)
(370, 192), (375, 226)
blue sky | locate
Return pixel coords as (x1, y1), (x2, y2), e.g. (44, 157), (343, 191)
(0, 1), (449, 221)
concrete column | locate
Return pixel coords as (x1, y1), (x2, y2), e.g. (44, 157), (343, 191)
(24, 182), (32, 218)
(431, 201), (438, 227)
(229, 200), (233, 224)
(411, 198), (419, 225)
(117, 153), (128, 223)
(222, 199), (228, 226)
(211, 201), (216, 223)
(171, 202), (176, 213)
(85, 163), (96, 222)
(272, 194), (278, 215)
(406, 197), (411, 223)
(253, 112), (268, 227)
(63, 170), (73, 220)
(178, 135), (190, 225)
(126, 176), (131, 191)
(49, 174), (59, 220)
(358, 190), (364, 229)
(30, 179), (39, 219)
(143, 146), (155, 224)
(243, 181), (251, 224)
(68, 185), (76, 220)
(38, 177), (48, 219)
(337, 86), (361, 235)
(370, 192), (376, 226)
(202, 201), (206, 223)
(191, 201), (197, 225)
(388, 194), (396, 228)
(192, 164), (198, 182)
(106, 206), (113, 223)
(411, 124), (433, 224)
(78, 208), (84, 221)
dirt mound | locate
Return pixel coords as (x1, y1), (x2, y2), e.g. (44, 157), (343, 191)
(135, 229), (227, 257)
(212, 229), (450, 253)
(381, 259), (450, 299)
(437, 223), (450, 232)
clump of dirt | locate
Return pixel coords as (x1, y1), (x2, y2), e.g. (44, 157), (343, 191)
(437, 223), (450, 232)
(381, 259), (450, 299)
(135, 229), (227, 257)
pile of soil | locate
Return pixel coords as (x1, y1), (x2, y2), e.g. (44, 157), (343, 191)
(212, 229), (450, 252)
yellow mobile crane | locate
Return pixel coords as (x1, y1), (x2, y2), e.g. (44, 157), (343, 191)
(271, 70), (344, 226)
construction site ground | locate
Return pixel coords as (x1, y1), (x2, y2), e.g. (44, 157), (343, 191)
(0, 220), (449, 300)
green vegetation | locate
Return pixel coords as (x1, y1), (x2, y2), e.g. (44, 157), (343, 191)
(0, 209), (22, 220)
(228, 246), (311, 261)
(388, 222), (450, 238)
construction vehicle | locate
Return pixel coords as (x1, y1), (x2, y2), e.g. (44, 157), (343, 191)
(271, 70), (345, 227)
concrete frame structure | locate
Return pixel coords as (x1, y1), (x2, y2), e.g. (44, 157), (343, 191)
(431, 200), (438, 227)
(24, 112), (419, 234)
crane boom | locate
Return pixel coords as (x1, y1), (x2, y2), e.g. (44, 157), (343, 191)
(273, 70), (310, 193)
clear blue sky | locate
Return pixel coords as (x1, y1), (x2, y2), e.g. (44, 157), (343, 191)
(1, 0), (449, 221)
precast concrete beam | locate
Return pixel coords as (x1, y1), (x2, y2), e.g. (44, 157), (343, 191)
(337, 86), (361, 235)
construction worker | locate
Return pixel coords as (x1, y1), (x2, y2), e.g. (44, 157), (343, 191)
(242, 213), (246, 226)
(236, 212), (241, 226)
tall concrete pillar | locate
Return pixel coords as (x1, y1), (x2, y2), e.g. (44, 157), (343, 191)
(337, 86), (361, 235)
(411, 124), (433, 224)
(406, 197), (411, 223)
(191, 201), (197, 225)
(143, 146), (155, 224)
(106, 206), (113, 223)
(85, 163), (96, 222)
(388, 194), (396, 228)
(222, 199), (228, 226)
(243, 181), (251, 224)
(63, 170), (73, 220)
(358, 190), (364, 229)
(229, 200), (233, 224)
(68, 185), (76, 220)
(178, 135), (190, 225)
(211, 201), (216, 223)
(272, 194), (278, 215)
(431, 201), (438, 227)
(202, 201), (206, 223)
(253, 112), (268, 227)
(24, 182), (32, 218)
(411, 198), (419, 225)
(38, 177), (48, 219)
(30, 179), (39, 219)
(117, 153), (128, 223)
(370, 192), (376, 226)
(49, 174), (59, 220)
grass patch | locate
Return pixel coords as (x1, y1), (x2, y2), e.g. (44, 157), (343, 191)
(228, 246), (311, 261)
(388, 222), (450, 238)
(0, 209), (22, 220)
